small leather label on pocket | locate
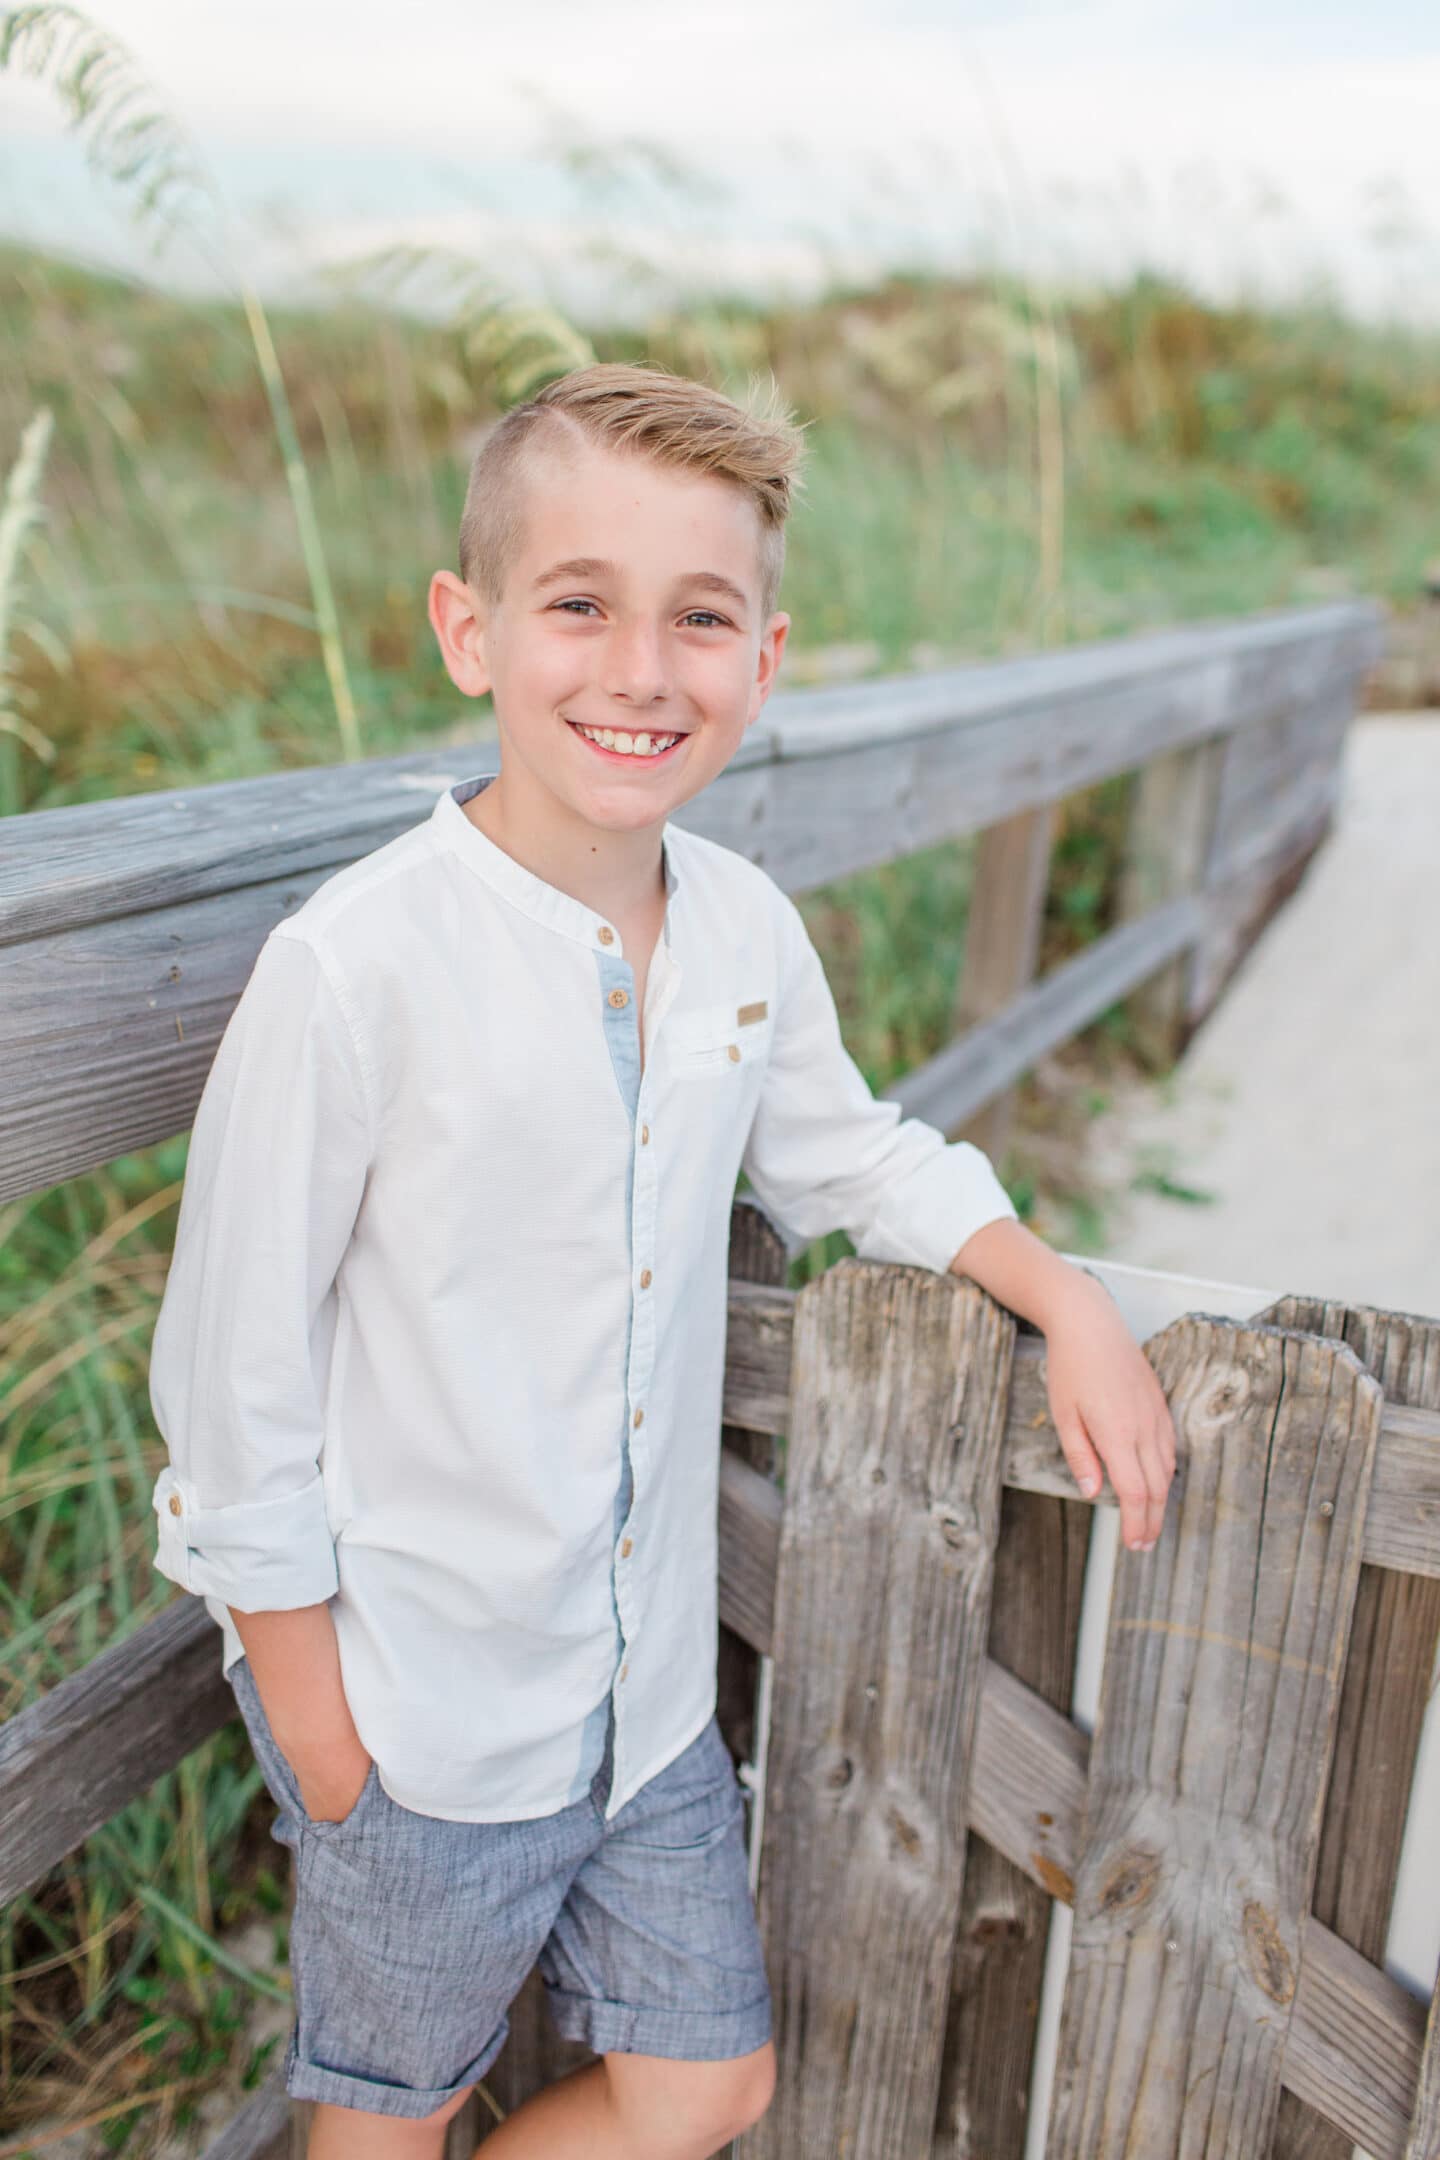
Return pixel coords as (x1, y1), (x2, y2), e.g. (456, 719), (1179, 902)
(737, 1000), (768, 1027)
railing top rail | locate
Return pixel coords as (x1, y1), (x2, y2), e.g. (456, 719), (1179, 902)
(0, 601), (1382, 946)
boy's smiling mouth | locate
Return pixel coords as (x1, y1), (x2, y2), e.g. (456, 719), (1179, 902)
(565, 717), (689, 764)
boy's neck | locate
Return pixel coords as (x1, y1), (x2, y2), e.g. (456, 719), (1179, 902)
(461, 771), (669, 926)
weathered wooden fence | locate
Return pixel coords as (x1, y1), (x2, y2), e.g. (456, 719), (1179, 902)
(7, 599), (1435, 2158)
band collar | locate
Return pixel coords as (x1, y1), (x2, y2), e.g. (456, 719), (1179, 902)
(431, 772), (679, 955)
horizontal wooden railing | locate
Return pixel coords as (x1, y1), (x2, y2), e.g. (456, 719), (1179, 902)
(0, 601), (1383, 1203)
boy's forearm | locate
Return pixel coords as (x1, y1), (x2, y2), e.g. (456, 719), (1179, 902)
(227, 1602), (362, 1764)
(946, 1215), (1105, 1332)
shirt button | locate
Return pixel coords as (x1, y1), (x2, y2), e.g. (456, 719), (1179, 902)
(598, 926), (615, 945)
(621, 1536), (634, 1558)
(608, 987), (629, 1009)
(727, 1043), (741, 1062)
(641, 1124), (649, 1145)
(639, 1268), (652, 1288)
(619, 1662), (629, 1683)
(633, 1407), (644, 1428)
(168, 1494), (183, 1516)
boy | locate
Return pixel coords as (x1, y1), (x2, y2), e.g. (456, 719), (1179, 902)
(148, 362), (1176, 2159)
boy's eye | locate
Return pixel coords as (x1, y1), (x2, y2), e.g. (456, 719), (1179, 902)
(550, 600), (728, 628)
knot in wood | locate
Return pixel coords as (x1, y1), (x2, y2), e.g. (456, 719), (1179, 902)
(930, 1502), (980, 1563)
(1097, 1849), (1160, 1918)
(1243, 1899), (1295, 2004)
(827, 1756), (853, 1792)
(886, 1805), (923, 1861)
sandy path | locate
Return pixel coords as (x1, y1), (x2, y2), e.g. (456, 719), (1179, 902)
(1085, 711), (1439, 1319)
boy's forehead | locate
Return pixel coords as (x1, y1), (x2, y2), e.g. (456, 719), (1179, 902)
(514, 441), (763, 595)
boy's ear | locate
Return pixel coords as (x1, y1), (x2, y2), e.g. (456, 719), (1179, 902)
(747, 611), (790, 726)
(429, 570), (494, 699)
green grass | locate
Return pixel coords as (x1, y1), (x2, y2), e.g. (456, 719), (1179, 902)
(4, 222), (1439, 2148)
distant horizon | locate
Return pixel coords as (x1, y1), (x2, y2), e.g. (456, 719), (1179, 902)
(3, 1), (1438, 328)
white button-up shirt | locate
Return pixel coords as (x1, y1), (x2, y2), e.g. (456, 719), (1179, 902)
(148, 771), (1017, 1822)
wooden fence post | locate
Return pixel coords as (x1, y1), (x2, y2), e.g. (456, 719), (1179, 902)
(1046, 1318), (1383, 2157)
(738, 1256), (1016, 2159)
(954, 804), (1056, 1167)
(1116, 737), (1226, 1069)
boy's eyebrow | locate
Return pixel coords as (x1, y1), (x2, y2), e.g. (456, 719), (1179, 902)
(530, 557), (751, 611)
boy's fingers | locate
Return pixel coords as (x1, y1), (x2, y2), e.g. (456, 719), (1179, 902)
(1109, 1457), (1151, 1549)
(1139, 1429), (1172, 1545)
(1054, 1410), (1104, 1500)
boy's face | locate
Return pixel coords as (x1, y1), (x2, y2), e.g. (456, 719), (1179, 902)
(429, 437), (790, 843)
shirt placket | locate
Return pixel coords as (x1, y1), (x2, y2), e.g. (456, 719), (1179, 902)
(593, 910), (680, 1814)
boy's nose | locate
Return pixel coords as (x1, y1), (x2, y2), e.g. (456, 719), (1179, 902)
(603, 623), (671, 707)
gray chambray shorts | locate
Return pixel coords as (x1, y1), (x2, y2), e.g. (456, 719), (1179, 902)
(226, 1655), (773, 2118)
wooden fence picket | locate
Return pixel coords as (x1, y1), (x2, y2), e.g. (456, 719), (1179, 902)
(738, 1258), (1016, 2159)
(1046, 1319), (1383, 2157)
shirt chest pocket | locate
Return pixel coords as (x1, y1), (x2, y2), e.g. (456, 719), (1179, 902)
(666, 997), (773, 1078)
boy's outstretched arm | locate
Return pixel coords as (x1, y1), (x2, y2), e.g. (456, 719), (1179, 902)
(739, 887), (1177, 1555)
(948, 1216), (1178, 1551)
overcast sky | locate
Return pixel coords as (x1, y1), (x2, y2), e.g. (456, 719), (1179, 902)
(3, 0), (1438, 321)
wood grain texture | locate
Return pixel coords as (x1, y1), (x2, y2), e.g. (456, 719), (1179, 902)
(1047, 1318), (1384, 2159)
(1264, 1298), (1440, 2160)
(738, 1257), (1016, 2160)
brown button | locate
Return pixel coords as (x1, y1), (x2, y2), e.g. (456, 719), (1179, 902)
(639, 1268), (652, 1288)
(621, 1536), (634, 1558)
(727, 1043), (741, 1062)
(633, 1408), (644, 1428)
(641, 1124), (650, 1145)
(619, 1661), (629, 1683)
(608, 987), (629, 1010)
(168, 1494), (183, 1516)
(597, 926), (615, 945)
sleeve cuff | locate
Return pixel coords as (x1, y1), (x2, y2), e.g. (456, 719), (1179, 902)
(151, 1464), (340, 1611)
(852, 1137), (1019, 1277)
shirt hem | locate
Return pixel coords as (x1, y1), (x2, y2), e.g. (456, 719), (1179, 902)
(602, 1690), (717, 1822)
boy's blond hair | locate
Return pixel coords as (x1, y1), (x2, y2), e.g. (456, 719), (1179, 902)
(458, 362), (807, 627)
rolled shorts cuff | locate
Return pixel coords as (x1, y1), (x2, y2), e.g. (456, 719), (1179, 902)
(281, 2020), (508, 2120)
(544, 1983), (773, 2062)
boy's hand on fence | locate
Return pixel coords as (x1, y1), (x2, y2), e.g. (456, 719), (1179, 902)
(1040, 1277), (1178, 1552)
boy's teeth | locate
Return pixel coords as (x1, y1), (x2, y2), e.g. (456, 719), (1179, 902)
(575, 722), (681, 756)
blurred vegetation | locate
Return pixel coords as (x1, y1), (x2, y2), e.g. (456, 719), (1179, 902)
(4, 47), (1440, 2146)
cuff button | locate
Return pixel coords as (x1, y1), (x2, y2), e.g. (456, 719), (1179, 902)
(168, 1495), (183, 1515)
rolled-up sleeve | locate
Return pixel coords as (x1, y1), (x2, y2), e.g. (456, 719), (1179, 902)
(740, 889), (1018, 1275)
(148, 927), (374, 1613)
